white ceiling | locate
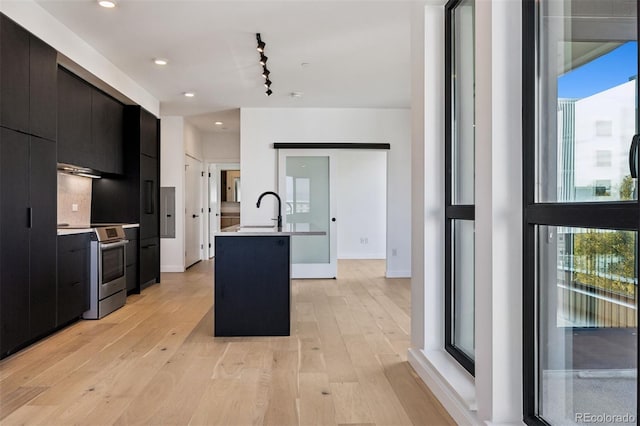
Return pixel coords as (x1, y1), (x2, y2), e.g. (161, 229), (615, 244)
(35, 0), (413, 132)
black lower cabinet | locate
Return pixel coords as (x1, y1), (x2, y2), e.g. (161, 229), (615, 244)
(125, 228), (139, 294)
(140, 237), (159, 289)
(214, 236), (291, 336)
(0, 128), (57, 357)
(57, 234), (90, 326)
(0, 128), (31, 355)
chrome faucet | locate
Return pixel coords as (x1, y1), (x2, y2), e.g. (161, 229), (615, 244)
(256, 191), (282, 231)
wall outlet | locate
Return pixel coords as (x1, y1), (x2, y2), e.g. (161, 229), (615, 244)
(71, 203), (79, 212)
(360, 237), (369, 244)
(392, 248), (397, 256)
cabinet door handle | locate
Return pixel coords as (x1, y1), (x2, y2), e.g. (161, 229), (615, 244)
(630, 134), (640, 178)
(71, 281), (81, 287)
(27, 207), (32, 228)
(144, 180), (155, 214)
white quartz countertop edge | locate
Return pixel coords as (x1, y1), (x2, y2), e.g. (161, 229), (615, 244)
(57, 223), (140, 236)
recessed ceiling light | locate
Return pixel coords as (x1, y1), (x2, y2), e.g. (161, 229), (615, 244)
(154, 58), (168, 66)
(301, 62), (310, 68)
(291, 92), (303, 98)
(183, 92), (195, 98)
(98, 0), (116, 8)
(214, 121), (223, 126)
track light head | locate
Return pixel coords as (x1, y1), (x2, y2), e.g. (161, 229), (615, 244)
(256, 33), (265, 53)
(265, 89), (273, 96)
(264, 79), (272, 89)
(259, 54), (268, 66)
(262, 67), (270, 78)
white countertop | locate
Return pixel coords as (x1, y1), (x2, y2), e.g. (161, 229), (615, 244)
(216, 224), (326, 237)
(57, 223), (139, 236)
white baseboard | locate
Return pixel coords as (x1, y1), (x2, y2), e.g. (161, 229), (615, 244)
(408, 348), (480, 425)
(385, 269), (411, 278)
(338, 254), (385, 260)
(160, 265), (185, 273)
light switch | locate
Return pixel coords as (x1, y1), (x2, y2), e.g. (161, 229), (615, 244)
(72, 203), (79, 212)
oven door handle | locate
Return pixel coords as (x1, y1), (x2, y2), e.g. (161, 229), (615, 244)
(99, 240), (129, 250)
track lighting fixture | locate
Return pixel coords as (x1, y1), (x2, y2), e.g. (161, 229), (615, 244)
(256, 33), (265, 53)
(256, 33), (273, 96)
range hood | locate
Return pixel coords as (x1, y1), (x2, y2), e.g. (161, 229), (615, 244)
(57, 163), (102, 179)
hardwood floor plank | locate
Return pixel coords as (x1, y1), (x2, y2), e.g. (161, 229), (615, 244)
(0, 260), (452, 426)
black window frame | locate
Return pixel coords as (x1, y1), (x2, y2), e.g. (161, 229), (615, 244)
(445, 0), (476, 377)
(522, 0), (640, 424)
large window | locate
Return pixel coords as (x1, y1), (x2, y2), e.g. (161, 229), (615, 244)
(523, 0), (638, 424)
(445, 0), (475, 375)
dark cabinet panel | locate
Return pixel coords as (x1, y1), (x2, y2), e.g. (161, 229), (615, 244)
(29, 36), (57, 141)
(139, 237), (159, 288)
(140, 155), (158, 240)
(57, 68), (92, 167)
(215, 236), (291, 336)
(92, 90), (123, 174)
(0, 15), (29, 133)
(126, 264), (138, 294)
(125, 232), (138, 266)
(140, 109), (158, 158)
(57, 234), (89, 325)
(29, 137), (57, 338)
(0, 129), (30, 355)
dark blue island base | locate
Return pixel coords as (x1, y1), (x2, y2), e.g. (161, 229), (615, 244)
(214, 235), (291, 336)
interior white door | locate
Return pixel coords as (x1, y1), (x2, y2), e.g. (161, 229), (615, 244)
(278, 150), (337, 278)
(185, 155), (202, 268)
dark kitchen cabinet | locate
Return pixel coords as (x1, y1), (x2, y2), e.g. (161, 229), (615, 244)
(0, 128), (57, 357)
(57, 68), (92, 167)
(58, 67), (124, 173)
(0, 14), (57, 140)
(57, 233), (90, 326)
(215, 235), (291, 336)
(29, 36), (57, 141)
(140, 237), (159, 289)
(92, 106), (160, 291)
(140, 154), (158, 240)
(1, 15), (29, 133)
(92, 89), (123, 174)
(125, 227), (139, 294)
(0, 129), (31, 355)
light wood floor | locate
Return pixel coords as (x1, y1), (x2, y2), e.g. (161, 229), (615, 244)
(0, 259), (454, 426)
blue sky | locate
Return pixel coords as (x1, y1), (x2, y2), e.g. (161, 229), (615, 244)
(558, 42), (637, 99)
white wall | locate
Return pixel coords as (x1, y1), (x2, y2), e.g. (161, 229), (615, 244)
(160, 117), (185, 272)
(407, 1), (524, 424)
(0, 0), (159, 116)
(240, 108), (411, 277)
(184, 122), (204, 161)
(336, 151), (387, 259)
(202, 131), (241, 163)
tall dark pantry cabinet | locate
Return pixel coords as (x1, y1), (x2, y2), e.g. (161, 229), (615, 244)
(0, 15), (58, 357)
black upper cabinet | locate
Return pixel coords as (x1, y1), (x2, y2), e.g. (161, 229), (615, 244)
(0, 129), (31, 355)
(0, 15), (57, 140)
(1, 15), (30, 133)
(140, 109), (158, 158)
(57, 68), (92, 167)
(92, 89), (124, 174)
(28, 136), (57, 338)
(29, 36), (57, 141)
(58, 67), (124, 174)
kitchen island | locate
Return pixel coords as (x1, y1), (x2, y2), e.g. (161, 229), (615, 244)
(213, 226), (325, 337)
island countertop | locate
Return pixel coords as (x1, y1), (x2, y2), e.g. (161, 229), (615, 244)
(215, 224), (326, 237)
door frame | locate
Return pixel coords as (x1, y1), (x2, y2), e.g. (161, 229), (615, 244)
(277, 149), (337, 279)
(206, 162), (240, 258)
(184, 154), (203, 268)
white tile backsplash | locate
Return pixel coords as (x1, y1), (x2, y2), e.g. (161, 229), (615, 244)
(57, 173), (92, 226)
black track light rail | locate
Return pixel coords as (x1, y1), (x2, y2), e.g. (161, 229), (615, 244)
(256, 33), (272, 96)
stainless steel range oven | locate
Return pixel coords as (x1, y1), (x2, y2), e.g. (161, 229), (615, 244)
(83, 225), (128, 319)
